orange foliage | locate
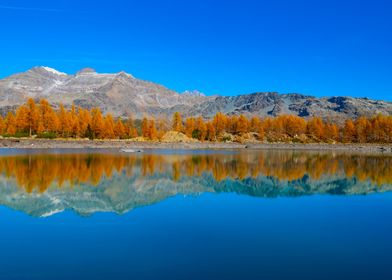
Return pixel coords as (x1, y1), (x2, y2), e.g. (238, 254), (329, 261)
(0, 99), (391, 143)
(1, 152), (391, 193)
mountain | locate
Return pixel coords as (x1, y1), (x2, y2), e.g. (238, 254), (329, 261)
(0, 66), (391, 119)
(0, 170), (390, 217)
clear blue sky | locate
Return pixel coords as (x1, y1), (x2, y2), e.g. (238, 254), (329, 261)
(0, 0), (391, 100)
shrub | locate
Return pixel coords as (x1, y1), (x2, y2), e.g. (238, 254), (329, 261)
(2, 132), (30, 138)
(37, 132), (57, 139)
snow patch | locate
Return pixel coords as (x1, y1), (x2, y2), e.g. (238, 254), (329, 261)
(41, 66), (67, 76)
(53, 80), (64, 86)
(40, 208), (64, 218)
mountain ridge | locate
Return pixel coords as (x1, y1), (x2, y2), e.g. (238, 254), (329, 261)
(1, 171), (390, 218)
(0, 66), (391, 119)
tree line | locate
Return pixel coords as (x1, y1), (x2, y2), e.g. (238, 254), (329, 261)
(0, 98), (391, 143)
(2, 152), (392, 193)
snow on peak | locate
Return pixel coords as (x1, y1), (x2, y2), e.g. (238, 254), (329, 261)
(40, 66), (67, 76)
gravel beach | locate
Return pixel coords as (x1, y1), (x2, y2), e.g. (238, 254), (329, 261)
(0, 138), (391, 153)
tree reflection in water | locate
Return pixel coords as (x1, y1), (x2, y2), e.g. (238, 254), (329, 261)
(0, 151), (391, 193)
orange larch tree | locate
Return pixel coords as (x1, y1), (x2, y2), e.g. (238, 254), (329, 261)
(78, 107), (91, 138)
(103, 114), (115, 139)
(172, 112), (183, 132)
(90, 107), (105, 139)
(141, 117), (149, 138)
(26, 98), (40, 136)
(39, 99), (59, 133)
(237, 114), (249, 135)
(149, 119), (158, 140)
(195, 116), (207, 141)
(5, 112), (17, 135)
(212, 112), (227, 137)
(0, 115), (4, 135)
(114, 118), (126, 139)
(206, 121), (216, 141)
(343, 119), (356, 143)
(184, 117), (196, 138)
(58, 104), (72, 137)
(15, 105), (29, 133)
(307, 117), (324, 140)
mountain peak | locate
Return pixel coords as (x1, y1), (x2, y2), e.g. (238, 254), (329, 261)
(1, 67), (391, 119)
(117, 71), (134, 79)
(76, 68), (97, 75)
(31, 66), (67, 76)
(182, 90), (205, 97)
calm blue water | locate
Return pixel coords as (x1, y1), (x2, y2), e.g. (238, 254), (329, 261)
(0, 150), (391, 280)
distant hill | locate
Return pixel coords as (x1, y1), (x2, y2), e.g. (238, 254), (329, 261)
(0, 66), (391, 119)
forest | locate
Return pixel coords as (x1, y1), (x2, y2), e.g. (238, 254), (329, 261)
(0, 98), (391, 143)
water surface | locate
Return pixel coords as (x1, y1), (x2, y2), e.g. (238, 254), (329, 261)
(0, 149), (391, 279)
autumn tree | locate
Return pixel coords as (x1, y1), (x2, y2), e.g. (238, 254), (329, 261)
(114, 118), (126, 139)
(355, 116), (370, 143)
(142, 118), (158, 140)
(324, 122), (339, 142)
(249, 117), (261, 133)
(206, 121), (216, 141)
(58, 104), (72, 137)
(212, 112), (227, 137)
(15, 105), (29, 133)
(265, 117), (285, 140)
(226, 115), (238, 134)
(237, 114), (249, 135)
(70, 103), (80, 137)
(39, 99), (58, 133)
(141, 117), (149, 138)
(90, 107), (105, 139)
(184, 117), (196, 138)
(194, 116), (207, 141)
(172, 112), (183, 132)
(103, 114), (115, 139)
(343, 119), (356, 143)
(257, 123), (265, 141)
(156, 118), (168, 140)
(261, 118), (273, 139)
(78, 107), (92, 138)
(0, 115), (4, 135)
(125, 114), (138, 138)
(307, 117), (324, 140)
(5, 112), (17, 135)
(148, 119), (158, 140)
(282, 115), (306, 137)
(26, 98), (39, 137)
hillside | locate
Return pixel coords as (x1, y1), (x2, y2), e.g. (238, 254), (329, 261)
(0, 66), (391, 119)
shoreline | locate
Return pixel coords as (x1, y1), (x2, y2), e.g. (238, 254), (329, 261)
(0, 139), (391, 153)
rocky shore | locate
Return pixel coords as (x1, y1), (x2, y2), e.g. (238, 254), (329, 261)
(0, 138), (391, 153)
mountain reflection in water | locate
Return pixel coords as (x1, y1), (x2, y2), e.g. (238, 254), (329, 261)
(0, 150), (391, 217)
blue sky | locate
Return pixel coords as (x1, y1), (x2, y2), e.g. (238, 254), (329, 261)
(0, 0), (391, 100)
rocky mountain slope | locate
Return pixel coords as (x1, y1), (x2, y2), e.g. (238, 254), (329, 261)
(0, 66), (391, 119)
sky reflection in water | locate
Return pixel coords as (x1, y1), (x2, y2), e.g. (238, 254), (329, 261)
(0, 149), (391, 280)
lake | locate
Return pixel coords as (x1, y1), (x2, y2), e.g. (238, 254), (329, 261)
(0, 149), (391, 280)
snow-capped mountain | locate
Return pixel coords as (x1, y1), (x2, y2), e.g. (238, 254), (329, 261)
(0, 66), (391, 119)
